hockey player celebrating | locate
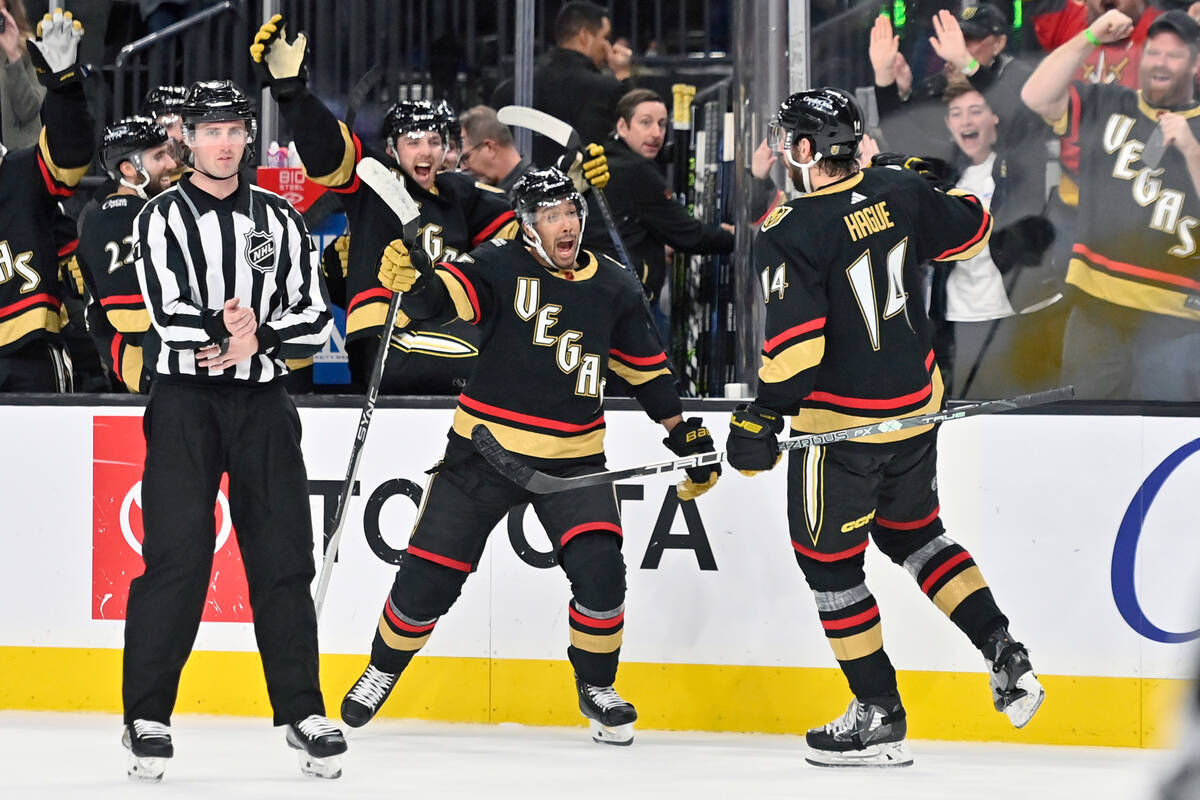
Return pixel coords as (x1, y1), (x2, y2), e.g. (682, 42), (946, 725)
(340, 167), (720, 745)
(251, 14), (520, 394)
(74, 117), (177, 392)
(0, 8), (92, 391)
(724, 88), (1045, 767)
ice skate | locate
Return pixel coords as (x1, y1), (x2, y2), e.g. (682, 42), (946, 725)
(285, 715), (347, 779)
(576, 678), (637, 745)
(122, 719), (173, 782)
(984, 627), (1045, 728)
(805, 698), (912, 768)
(341, 663), (400, 728)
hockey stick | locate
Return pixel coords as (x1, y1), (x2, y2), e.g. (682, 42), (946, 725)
(313, 157), (421, 618)
(496, 105), (639, 275)
(472, 385), (1075, 494)
(344, 64), (383, 129)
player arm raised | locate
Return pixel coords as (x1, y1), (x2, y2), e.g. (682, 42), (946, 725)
(1021, 9), (1134, 123)
(250, 14), (359, 189)
(29, 9), (92, 194)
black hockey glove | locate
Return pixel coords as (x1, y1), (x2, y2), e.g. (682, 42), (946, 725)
(28, 9), (84, 89)
(990, 215), (1056, 274)
(871, 152), (957, 191)
(250, 13), (309, 100)
(663, 417), (721, 501)
(727, 404), (784, 476)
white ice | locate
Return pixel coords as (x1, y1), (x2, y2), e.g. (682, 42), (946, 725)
(0, 711), (1172, 800)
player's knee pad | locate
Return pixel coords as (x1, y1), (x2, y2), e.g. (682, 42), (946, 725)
(389, 551), (470, 620)
(793, 549), (867, 594)
(560, 533), (626, 610)
(870, 516), (945, 565)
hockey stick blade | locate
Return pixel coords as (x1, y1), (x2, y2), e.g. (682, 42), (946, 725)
(355, 157), (422, 241)
(497, 105), (580, 150)
(472, 386), (1074, 494)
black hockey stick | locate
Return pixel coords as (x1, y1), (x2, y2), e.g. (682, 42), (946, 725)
(496, 105), (639, 275)
(313, 157), (421, 618)
(345, 64), (382, 129)
(472, 386), (1075, 494)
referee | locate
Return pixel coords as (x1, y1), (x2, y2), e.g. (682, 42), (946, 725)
(122, 80), (344, 781)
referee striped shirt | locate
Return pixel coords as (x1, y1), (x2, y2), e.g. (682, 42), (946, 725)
(133, 174), (332, 383)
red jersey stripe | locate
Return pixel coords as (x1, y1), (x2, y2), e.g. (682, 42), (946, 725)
(36, 151), (72, 197)
(609, 347), (668, 366)
(111, 332), (124, 383)
(568, 605), (625, 629)
(439, 261), (481, 321)
(100, 294), (146, 307)
(383, 601), (437, 633)
(407, 545), (472, 573)
(560, 521), (623, 547)
(820, 605), (880, 631)
(1074, 242), (1200, 292)
(763, 317), (826, 353)
(348, 287), (393, 313)
(920, 550), (973, 595)
(933, 200), (991, 261)
(0, 292), (60, 318)
(472, 209), (516, 246)
(876, 506), (941, 531)
(806, 381), (932, 410)
(460, 393), (605, 433)
(791, 539), (870, 562)
(331, 134), (365, 194)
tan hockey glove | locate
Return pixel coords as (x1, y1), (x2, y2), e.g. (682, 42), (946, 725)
(378, 239), (433, 293)
(664, 417), (721, 501)
(250, 13), (308, 84)
(28, 9), (84, 88)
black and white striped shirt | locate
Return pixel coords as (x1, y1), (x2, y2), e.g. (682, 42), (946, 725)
(133, 175), (332, 383)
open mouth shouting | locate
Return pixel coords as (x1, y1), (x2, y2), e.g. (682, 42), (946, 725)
(554, 233), (578, 263)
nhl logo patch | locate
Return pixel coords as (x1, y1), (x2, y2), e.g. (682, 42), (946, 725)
(244, 229), (276, 273)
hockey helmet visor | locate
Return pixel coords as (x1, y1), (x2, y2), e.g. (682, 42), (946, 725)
(769, 87), (864, 160)
(181, 80), (258, 144)
(100, 116), (172, 179)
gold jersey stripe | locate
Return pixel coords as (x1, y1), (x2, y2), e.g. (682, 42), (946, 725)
(453, 409), (606, 460)
(105, 307), (150, 334)
(932, 566), (989, 616)
(303, 121), (358, 189)
(120, 344), (144, 393)
(495, 220), (521, 240)
(570, 628), (623, 654)
(609, 359), (671, 386)
(1067, 259), (1200, 321)
(285, 357), (313, 370)
(0, 306), (62, 347)
(759, 336), (825, 384)
(792, 368), (944, 445)
(438, 271), (478, 323)
(828, 622), (884, 661)
(377, 616), (432, 652)
(347, 302), (413, 335)
(38, 128), (89, 187)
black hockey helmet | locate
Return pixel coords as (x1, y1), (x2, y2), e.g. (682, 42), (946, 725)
(382, 99), (451, 144)
(100, 116), (171, 179)
(141, 85), (188, 123)
(769, 87), (864, 160)
(434, 99), (460, 140)
(511, 167), (587, 267)
(181, 80), (258, 143)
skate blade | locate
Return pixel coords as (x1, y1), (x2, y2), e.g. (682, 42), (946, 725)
(588, 719), (634, 746)
(296, 751), (343, 779)
(127, 754), (166, 782)
(805, 741), (913, 768)
(1004, 674), (1046, 729)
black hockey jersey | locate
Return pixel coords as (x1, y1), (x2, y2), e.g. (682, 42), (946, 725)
(76, 192), (153, 392)
(407, 242), (682, 463)
(752, 167), (992, 444)
(278, 89), (518, 362)
(0, 83), (93, 355)
(1052, 83), (1200, 319)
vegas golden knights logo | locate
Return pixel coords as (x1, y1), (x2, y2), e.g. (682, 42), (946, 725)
(759, 204), (792, 232)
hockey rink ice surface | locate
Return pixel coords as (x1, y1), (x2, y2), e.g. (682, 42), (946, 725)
(0, 711), (1173, 799)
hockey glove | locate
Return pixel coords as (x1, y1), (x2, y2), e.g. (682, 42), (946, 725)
(557, 143), (610, 194)
(727, 403), (784, 476)
(250, 13), (309, 98)
(990, 215), (1056, 274)
(378, 239), (434, 293)
(870, 152), (956, 191)
(663, 417), (721, 501)
(28, 9), (84, 88)
(62, 255), (84, 298)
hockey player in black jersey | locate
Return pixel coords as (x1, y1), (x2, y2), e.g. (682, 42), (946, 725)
(75, 117), (178, 392)
(251, 14), (520, 394)
(725, 89), (1044, 767)
(339, 167), (720, 745)
(0, 9), (92, 391)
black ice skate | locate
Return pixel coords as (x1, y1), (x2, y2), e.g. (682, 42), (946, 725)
(576, 678), (637, 746)
(121, 719), (173, 782)
(805, 698), (912, 768)
(341, 663), (400, 728)
(285, 715), (347, 779)
(983, 627), (1045, 729)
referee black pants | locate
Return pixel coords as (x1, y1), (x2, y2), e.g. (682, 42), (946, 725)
(123, 381), (325, 726)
